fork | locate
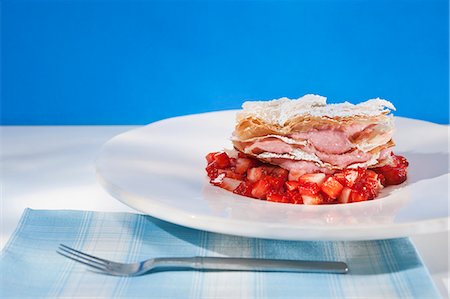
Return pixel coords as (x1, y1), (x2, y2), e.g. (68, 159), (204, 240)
(57, 244), (348, 276)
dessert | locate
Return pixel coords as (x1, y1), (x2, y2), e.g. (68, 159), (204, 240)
(205, 95), (408, 204)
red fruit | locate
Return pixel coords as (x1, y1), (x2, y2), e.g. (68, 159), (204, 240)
(217, 169), (243, 180)
(373, 154), (408, 186)
(361, 171), (382, 199)
(266, 192), (290, 203)
(338, 187), (352, 204)
(351, 190), (369, 202)
(291, 193), (304, 204)
(206, 152), (217, 164)
(266, 176), (285, 191)
(235, 158), (255, 174)
(247, 167), (266, 182)
(205, 162), (219, 179)
(302, 194), (323, 205)
(213, 152), (231, 169)
(285, 181), (300, 191)
(271, 167), (289, 180)
(229, 158), (237, 167)
(219, 177), (243, 191)
(260, 165), (277, 175)
(299, 173), (327, 185)
(344, 169), (363, 187)
(251, 179), (271, 199)
(233, 181), (254, 197)
(321, 177), (344, 199)
(297, 181), (320, 195)
(394, 155), (409, 167)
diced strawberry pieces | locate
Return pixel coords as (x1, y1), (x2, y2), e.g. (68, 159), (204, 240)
(291, 193), (304, 204)
(260, 165), (277, 174)
(285, 181), (300, 191)
(393, 154), (409, 167)
(206, 150), (406, 205)
(213, 152), (231, 169)
(206, 152), (218, 164)
(217, 169), (243, 180)
(251, 179), (271, 199)
(205, 162), (219, 179)
(229, 158), (237, 167)
(266, 192), (290, 203)
(338, 187), (352, 204)
(373, 154), (408, 186)
(266, 176), (285, 191)
(299, 173), (327, 186)
(351, 190), (369, 202)
(235, 158), (255, 174)
(364, 170), (378, 180)
(233, 181), (254, 197)
(302, 194), (323, 205)
(321, 176), (344, 199)
(219, 177), (243, 192)
(343, 169), (363, 187)
(376, 166), (407, 186)
(247, 167), (265, 182)
(297, 181), (320, 195)
(363, 178), (382, 200)
(271, 167), (289, 180)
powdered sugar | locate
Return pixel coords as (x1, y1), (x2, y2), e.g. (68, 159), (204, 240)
(238, 94), (395, 126)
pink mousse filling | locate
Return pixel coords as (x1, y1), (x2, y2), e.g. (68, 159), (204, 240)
(238, 126), (393, 171)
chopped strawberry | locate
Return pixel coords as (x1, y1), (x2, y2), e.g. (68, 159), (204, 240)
(251, 179), (271, 199)
(291, 193), (304, 204)
(361, 176), (382, 200)
(217, 169), (243, 180)
(373, 154), (408, 186)
(260, 165), (277, 175)
(247, 167), (266, 182)
(302, 194), (323, 205)
(266, 176), (285, 191)
(297, 181), (320, 195)
(235, 157), (255, 174)
(229, 158), (237, 167)
(298, 173), (327, 185)
(271, 167), (289, 180)
(213, 152), (231, 169)
(351, 190), (369, 202)
(205, 150), (406, 205)
(233, 181), (254, 197)
(344, 169), (363, 187)
(338, 187), (352, 204)
(206, 152), (218, 164)
(219, 177), (243, 191)
(285, 181), (300, 191)
(210, 173), (225, 186)
(205, 162), (219, 179)
(321, 176), (344, 199)
(266, 192), (290, 203)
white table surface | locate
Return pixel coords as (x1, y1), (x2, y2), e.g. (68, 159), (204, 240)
(1, 126), (449, 298)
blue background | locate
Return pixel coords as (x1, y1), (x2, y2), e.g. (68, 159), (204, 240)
(1, 0), (449, 125)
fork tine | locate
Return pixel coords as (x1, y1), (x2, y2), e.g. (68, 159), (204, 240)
(59, 244), (110, 265)
(57, 249), (108, 272)
(58, 244), (110, 269)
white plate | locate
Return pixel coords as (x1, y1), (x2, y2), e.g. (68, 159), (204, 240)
(96, 111), (449, 240)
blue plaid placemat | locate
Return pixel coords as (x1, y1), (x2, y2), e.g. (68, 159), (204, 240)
(0, 209), (441, 298)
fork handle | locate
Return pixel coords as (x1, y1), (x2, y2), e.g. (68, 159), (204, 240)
(153, 257), (348, 274)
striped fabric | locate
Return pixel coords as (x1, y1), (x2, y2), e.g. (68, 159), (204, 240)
(0, 209), (441, 299)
